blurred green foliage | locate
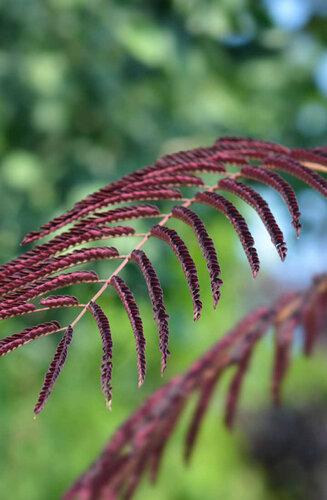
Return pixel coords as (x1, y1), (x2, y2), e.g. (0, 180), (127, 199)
(0, 1), (327, 499)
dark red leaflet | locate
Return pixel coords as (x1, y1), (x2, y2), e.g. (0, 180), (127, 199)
(72, 204), (160, 232)
(88, 301), (113, 409)
(184, 375), (220, 463)
(144, 160), (226, 178)
(224, 319), (270, 428)
(22, 188), (182, 244)
(40, 295), (79, 308)
(0, 247), (120, 295)
(290, 148), (327, 167)
(123, 455), (149, 499)
(263, 155), (327, 198)
(72, 162), (178, 208)
(215, 145), (269, 161)
(240, 165), (302, 237)
(0, 321), (61, 357)
(272, 316), (298, 406)
(218, 177), (287, 261)
(109, 275), (146, 387)
(34, 325), (74, 414)
(130, 250), (170, 374)
(195, 191), (260, 277)
(302, 286), (327, 356)
(148, 397), (188, 483)
(58, 166), (180, 257)
(171, 206), (223, 308)
(0, 302), (36, 320)
(120, 173), (204, 191)
(209, 152), (249, 166)
(154, 145), (246, 169)
(150, 225), (202, 321)
(154, 145), (223, 167)
(215, 136), (291, 155)
(309, 147), (327, 156)
(0, 271), (99, 306)
(197, 306), (270, 372)
(3, 227), (131, 281)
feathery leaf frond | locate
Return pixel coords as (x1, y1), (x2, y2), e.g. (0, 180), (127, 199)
(0, 135), (326, 412)
(64, 274), (327, 500)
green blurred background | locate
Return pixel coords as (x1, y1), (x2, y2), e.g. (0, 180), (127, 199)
(0, 1), (327, 499)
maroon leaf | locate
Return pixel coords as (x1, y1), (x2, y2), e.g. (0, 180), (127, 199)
(40, 295), (79, 308)
(22, 189), (182, 244)
(109, 276), (146, 386)
(88, 302), (113, 409)
(172, 206), (223, 308)
(218, 177), (287, 261)
(0, 247), (120, 295)
(0, 321), (61, 357)
(240, 165), (302, 237)
(195, 191), (260, 277)
(130, 250), (170, 374)
(263, 155), (327, 198)
(34, 325), (73, 415)
(150, 225), (202, 321)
